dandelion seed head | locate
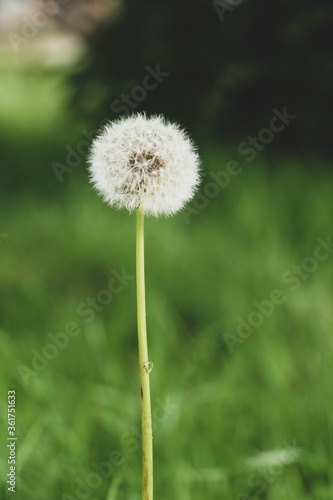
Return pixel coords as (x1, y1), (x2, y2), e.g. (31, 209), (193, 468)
(88, 113), (201, 217)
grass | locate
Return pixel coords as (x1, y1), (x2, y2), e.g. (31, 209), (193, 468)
(0, 65), (333, 500)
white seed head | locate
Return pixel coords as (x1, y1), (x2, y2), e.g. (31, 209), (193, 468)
(88, 113), (201, 217)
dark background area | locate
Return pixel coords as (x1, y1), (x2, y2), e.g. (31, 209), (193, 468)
(69, 0), (333, 158)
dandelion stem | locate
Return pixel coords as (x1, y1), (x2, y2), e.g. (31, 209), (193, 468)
(136, 208), (153, 500)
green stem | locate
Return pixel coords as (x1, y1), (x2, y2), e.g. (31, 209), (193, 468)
(136, 208), (153, 500)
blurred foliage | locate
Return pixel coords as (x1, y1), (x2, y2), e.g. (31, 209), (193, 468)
(0, 64), (333, 499)
(70, 0), (333, 157)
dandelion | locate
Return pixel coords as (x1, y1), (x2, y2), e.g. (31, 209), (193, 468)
(88, 113), (200, 217)
(88, 113), (201, 500)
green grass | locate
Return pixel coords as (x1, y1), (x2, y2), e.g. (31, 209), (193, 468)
(0, 65), (333, 499)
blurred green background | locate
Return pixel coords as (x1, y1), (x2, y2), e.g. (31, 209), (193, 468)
(0, 1), (333, 499)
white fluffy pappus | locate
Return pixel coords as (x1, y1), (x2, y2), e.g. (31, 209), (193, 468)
(88, 113), (201, 217)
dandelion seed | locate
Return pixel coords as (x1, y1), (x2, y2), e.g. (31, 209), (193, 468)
(88, 113), (201, 216)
